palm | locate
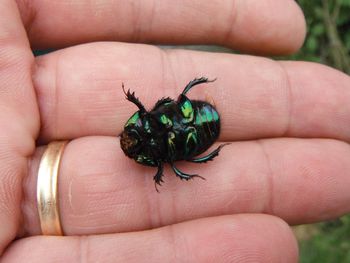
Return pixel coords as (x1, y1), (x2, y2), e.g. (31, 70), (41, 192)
(1, 1), (350, 262)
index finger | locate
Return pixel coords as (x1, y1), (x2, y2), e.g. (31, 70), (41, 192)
(0, 0), (39, 255)
(17, 0), (306, 55)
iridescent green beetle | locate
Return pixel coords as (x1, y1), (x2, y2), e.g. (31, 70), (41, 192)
(120, 77), (228, 190)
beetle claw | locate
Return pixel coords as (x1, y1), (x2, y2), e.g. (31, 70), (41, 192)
(153, 162), (164, 192)
(193, 174), (206, 181)
(154, 181), (161, 193)
(171, 164), (206, 181)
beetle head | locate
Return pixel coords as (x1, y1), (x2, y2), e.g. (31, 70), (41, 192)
(120, 111), (143, 157)
(120, 111), (159, 166)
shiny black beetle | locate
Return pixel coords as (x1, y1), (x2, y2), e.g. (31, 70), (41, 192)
(120, 77), (227, 190)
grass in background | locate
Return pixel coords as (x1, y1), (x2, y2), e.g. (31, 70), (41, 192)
(292, 0), (350, 73)
(296, 217), (350, 262)
(291, 1), (350, 262)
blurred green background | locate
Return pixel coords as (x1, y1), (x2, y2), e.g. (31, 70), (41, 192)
(291, 1), (350, 262)
(293, 0), (350, 74)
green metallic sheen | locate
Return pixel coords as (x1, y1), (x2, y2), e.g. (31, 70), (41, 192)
(160, 114), (173, 127)
(180, 99), (194, 121)
(126, 111), (141, 127)
(167, 132), (176, 157)
(185, 127), (198, 155)
(120, 77), (226, 190)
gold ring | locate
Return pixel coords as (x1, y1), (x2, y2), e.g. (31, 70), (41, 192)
(37, 141), (68, 235)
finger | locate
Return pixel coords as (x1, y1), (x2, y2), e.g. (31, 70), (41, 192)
(17, 0), (305, 55)
(33, 43), (350, 142)
(2, 215), (298, 263)
(22, 137), (350, 236)
(0, 0), (39, 255)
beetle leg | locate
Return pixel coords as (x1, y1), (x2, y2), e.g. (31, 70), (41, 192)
(184, 126), (198, 156)
(182, 77), (217, 95)
(122, 83), (146, 112)
(153, 162), (164, 192)
(153, 97), (173, 110)
(188, 143), (230, 163)
(167, 132), (176, 158)
(171, 163), (205, 181)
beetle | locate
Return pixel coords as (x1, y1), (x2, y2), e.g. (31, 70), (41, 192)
(120, 77), (228, 190)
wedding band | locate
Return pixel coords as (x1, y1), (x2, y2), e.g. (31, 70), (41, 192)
(37, 141), (68, 235)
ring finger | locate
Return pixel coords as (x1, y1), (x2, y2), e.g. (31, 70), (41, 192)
(22, 136), (350, 236)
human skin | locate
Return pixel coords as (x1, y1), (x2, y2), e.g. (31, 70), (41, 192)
(0, 0), (350, 262)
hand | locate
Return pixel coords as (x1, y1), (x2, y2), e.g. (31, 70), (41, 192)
(1, 0), (350, 262)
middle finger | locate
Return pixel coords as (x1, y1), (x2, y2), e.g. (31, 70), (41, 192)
(33, 42), (350, 143)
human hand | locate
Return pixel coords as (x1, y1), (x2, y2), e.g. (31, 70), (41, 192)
(1, 0), (350, 262)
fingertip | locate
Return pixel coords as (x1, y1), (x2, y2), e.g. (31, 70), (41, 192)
(275, 0), (307, 54)
(199, 214), (298, 263)
(285, 5), (307, 54)
(228, 0), (306, 55)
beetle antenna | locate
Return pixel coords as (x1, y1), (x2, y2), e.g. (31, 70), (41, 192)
(182, 77), (217, 95)
(122, 83), (146, 112)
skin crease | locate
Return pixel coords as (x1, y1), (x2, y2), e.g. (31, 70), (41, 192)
(0, 0), (349, 262)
